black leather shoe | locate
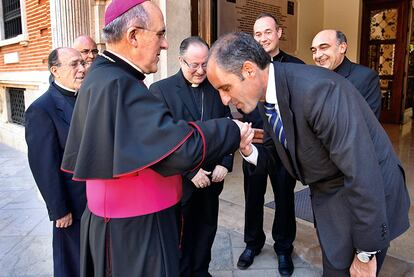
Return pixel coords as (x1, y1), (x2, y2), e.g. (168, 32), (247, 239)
(237, 248), (261, 270)
(277, 254), (294, 276)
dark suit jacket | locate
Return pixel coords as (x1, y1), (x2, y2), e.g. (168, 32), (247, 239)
(335, 56), (381, 118)
(149, 70), (234, 182)
(258, 62), (410, 268)
(25, 83), (86, 221)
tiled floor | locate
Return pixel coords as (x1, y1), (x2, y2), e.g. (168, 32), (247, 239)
(0, 143), (320, 277)
(381, 122), (414, 263)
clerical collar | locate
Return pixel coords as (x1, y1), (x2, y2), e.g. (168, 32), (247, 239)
(333, 57), (346, 73)
(272, 50), (284, 62)
(181, 71), (201, 88)
(105, 50), (144, 74)
(54, 81), (77, 95)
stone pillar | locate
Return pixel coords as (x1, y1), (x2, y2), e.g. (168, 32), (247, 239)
(147, 0), (191, 86)
(91, 0), (108, 51)
(50, 0), (91, 48)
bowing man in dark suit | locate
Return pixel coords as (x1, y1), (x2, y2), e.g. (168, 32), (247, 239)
(237, 13), (304, 276)
(311, 29), (381, 119)
(25, 48), (87, 277)
(207, 32), (410, 277)
(150, 36), (234, 277)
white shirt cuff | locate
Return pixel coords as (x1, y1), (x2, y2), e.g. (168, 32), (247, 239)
(240, 145), (258, 166)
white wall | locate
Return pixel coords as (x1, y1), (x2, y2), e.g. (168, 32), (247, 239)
(324, 0), (361, 62)
(295, 0), (324, 64)
(294, 0), (362, 64)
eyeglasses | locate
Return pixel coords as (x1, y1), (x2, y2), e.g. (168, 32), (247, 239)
(135, 26), (166, 40)
(182, 59), (207, 71)
(80, 49), (99, 55)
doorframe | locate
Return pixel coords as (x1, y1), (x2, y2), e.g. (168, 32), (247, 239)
(193, 0), (219, 46)
(360, 0), (411, 123)
(191, 0), (198, 36)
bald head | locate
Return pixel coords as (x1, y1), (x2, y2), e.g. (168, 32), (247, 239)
(310, 29), (347, 70)
(72, 35), (98, 66)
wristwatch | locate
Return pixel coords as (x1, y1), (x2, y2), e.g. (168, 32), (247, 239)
(356, 250), (378, 263)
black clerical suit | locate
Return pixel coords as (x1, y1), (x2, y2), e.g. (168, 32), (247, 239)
(335, 56), (381, 119)
(242, 51), (304, 256)
(150, 70), (233, 277)
(256, 62), (410, 275)
(25, 82), (86, 277)
(61, 51), (240, 277)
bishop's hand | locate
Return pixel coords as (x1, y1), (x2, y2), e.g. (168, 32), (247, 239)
(233, 120), (254, 155)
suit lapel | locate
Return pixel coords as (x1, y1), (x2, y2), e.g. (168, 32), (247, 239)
(50, 84), (73, 126)
(175, 71), (201, 120)
(273, 62), (304, 182)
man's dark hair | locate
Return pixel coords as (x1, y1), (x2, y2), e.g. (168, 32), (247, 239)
(179, 36), (209, 56)
(336, 30), (348, 44)
(255, 12), (281, 27)
(336, 30), (348, 54)
(102, 4), (149, 43)
(48, 48), (62, 71)
(209, 32), (271, 80)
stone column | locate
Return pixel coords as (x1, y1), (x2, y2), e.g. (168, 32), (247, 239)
(50, 0), (91, 48)
(147, 0), (191, 86)
(91, 0), (108, 50)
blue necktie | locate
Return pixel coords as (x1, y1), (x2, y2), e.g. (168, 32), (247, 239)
(264, 102), (287, 148)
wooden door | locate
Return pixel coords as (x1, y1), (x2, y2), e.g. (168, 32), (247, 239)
(404, 4), (414, 120)
(192, 0), (216, 45)
(360, 0), (410, 123)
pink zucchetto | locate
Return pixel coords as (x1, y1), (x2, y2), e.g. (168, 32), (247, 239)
(104, 0), (148, 27)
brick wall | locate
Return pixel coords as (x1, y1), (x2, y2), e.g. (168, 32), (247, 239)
(0, 0), (52, 72)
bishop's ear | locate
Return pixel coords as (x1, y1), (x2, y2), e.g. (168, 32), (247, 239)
(126, 26), (140, 47)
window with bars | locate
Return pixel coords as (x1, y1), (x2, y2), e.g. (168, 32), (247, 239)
(8, 87), (25, 125)
(2, 0), (22, 39)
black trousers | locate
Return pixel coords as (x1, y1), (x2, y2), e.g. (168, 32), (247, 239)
(53, 219), (81, 277)
(242, 147), (296, 255)
(179, 180), (224, 277)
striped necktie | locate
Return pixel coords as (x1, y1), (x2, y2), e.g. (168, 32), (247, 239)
(264, 102), (287, 148)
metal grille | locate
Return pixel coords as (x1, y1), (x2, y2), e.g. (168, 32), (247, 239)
(264, 187), (314, 223)
(2, 0), (22, 39)
(8, 88), (25, 125)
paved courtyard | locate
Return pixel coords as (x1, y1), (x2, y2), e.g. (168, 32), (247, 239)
(0, 143), (322, 277)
